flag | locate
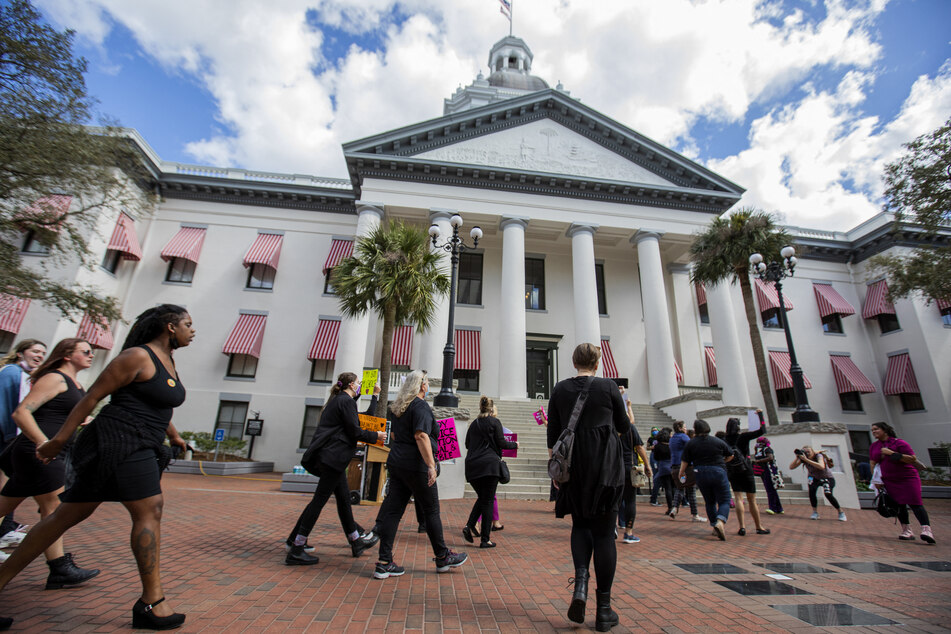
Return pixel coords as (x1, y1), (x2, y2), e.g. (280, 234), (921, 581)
(499, 0), (511, 20)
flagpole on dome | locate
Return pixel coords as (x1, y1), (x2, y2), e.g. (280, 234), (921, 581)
(499, 0), (513, 36)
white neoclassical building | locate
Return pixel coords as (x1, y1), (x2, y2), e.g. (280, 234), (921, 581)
(6, 36), (950, 474)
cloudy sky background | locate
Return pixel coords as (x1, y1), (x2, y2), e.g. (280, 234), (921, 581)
(34, 0), (951, 231)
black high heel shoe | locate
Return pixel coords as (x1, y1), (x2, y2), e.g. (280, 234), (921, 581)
(132, 597), (186, 630)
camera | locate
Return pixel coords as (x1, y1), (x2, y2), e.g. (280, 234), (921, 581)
(794, 449), (804, 457)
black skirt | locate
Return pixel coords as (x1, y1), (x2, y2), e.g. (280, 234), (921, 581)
(60, 448), (162, 503)
(729, 469), (757, 494)
(0, 436), (66, 497)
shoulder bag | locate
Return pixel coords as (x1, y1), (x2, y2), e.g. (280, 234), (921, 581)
(547, 376), (594, 484)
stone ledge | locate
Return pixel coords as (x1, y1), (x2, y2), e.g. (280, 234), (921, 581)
(167, 459), (275, 475)
(696, 405), (751, 418)
(655, 392), (726, 408)
(764, 422), (848, 435)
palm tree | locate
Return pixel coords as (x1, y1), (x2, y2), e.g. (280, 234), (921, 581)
(689, 208), (792, 426)
(333, 220), (450, 418)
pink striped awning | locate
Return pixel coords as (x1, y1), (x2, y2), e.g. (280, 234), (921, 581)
(454, 329), (481, 371)
(754, 278), (794, 312)
(161, 226), (206, 263)
(17, 195), (72, 230)
(600, 339), (619, 379)
(76, 314), (114, 350)
(768, 350), (812, 390)
(862, 280), (895, 319)
(322, 239), (354, 274)
(813, 283), (856, 318)
(883, 353), (919, 395)
(243, 233), (283, 271)
(0, 295), (30, 334)
(704, 346), (717, 387)
(391, 325), (413, 366)
(222, 313), (267, 358)
(674, 359), (683, 384)
(695, 284), (707, 307)
(307, 319), (341, 361)
(106, 213), (143, 261)
(936, 298), (950, 312)
(829, 355), (875, 394)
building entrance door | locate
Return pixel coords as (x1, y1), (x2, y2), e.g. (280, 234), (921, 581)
(526, 337), (560, 399)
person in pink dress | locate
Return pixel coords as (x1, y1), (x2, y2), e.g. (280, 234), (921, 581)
(869, 422), (934, 544)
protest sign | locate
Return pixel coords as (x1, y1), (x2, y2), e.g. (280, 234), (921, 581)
(436, 417), (461, 461)
(533, 407), (547, 425)
(747, 409), (759, 431)
(358, 413), (388, 447)
(502, 431), (518, 458)
(361, 369), (379, 395)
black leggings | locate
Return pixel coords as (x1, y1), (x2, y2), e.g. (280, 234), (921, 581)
(466, 476), (499, 544)
(286, 466), (356, 543)
(618, 479), (636, 529)
(570, 512), (617, 592)
(808, 477), (840, 510)
(897, 504), (930, 526)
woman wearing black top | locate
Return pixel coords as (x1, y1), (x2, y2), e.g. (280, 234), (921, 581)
(0, 305), (193, 631)
(463, 396), (517, 548)
(723, 413), (770, 536)
(679, 419), (734, 541)
(547, 343), (630, 632)
(287, 372), (384, 564)
(1, 338), (99, 590)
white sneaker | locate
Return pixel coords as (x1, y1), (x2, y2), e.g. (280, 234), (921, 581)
(838, 511), (847, 522)
(0, 550), (8, 562)
(692, 515), (707, 523)
(810, 512), (820, 520)
(0, 529), (26, 549)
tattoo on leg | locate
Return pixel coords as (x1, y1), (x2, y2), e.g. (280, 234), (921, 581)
(133, 528), (157, 575)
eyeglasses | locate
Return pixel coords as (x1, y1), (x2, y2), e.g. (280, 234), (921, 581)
(77, 349), (94, 357)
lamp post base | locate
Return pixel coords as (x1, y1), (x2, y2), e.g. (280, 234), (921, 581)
(433, 390), (458, 408)
(791, 408), (820, 423)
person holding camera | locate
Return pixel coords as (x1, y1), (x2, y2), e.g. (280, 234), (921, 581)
(869, 422), (933, 543)
(790, 446), (845, 521)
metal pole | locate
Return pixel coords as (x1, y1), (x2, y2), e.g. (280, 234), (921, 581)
(434, 227), (460, 407)
(775, 277), (819, 423)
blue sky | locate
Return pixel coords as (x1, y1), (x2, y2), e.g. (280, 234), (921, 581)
(35, 0), (951, 231)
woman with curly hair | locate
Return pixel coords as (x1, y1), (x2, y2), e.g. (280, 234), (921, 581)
(870, 421), (933, 543)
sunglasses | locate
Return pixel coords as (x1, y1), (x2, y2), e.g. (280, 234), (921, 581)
(76, 349), (94, 357)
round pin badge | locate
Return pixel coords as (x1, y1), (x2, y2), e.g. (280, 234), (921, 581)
(167, 378), (176, 388)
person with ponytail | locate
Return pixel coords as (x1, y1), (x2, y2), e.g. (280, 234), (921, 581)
(286, 372), (384, 565)
(0, 304), (194, 631)
(463, 396), (517, 548)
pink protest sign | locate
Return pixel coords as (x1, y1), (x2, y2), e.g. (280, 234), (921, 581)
(436, 418), (461, 461)
(533, 407), (547, 425)
(502, 431), (518, 458)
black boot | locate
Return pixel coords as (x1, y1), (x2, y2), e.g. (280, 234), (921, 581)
(567, 567), (588, 623)
(45, 553), (100, 589)
(595, 589), (619, 632)
(285, 544), (319, 565)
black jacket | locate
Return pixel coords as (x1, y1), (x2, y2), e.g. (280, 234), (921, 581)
(302, 392), (378, 475)
(464, 416), (517, 482)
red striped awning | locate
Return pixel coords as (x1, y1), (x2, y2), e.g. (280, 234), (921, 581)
(829, 355), (875, 394)
(674, 359), (683, 384)
(754, 278), (794, 312)
(243, 233), (283, 271)
(0, 295), (30, 334)
(600, 339), (619, 379)
(106, 213), (143, 261)
(222, 313), (267, 358)
(454, 329), (481, 371)
(862, 280), (895, 319)
(883, 353), (919, 395)
(322, 239), (354, 274)
(76, 314), (114, 350)
(768, 350), (812, 390)
(704, 346), (717, 387)
(391, 325), (413, 366)
(813, 283), (855, 318)
(936, 298), (950, 312)
(695, 284), (707, 307)
(308, 319), (341, 361)
(161, 226), (206, 263)
(17, 195), (72, 230)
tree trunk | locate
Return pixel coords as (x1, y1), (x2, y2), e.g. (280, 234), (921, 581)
(375, 303), (397, 419)
(738, 274), (780, 426)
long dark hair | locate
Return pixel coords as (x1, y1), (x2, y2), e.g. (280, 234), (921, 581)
(330, 372), (358, 397)
(872, 421), (897, 438)
(123, 304), (188, 350)
(31, 338), (87, 382)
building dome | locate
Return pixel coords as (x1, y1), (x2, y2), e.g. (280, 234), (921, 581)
(486, 70), (549, 91)
(486, 36), (549, 91)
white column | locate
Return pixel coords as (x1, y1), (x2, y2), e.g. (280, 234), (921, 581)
(333, 203), (383, 380)
(706, 280), (751, 406)
(633, 230), (679, 403)
(567, 223), (601, 356)
(419, 209), (454, 375)
(669, 264), (703, 386)
(498, 217), (528, 399)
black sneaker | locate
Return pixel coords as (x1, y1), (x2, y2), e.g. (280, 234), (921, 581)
(373, 561), (405, 579)
(284, 540), (316, 554)
(351, 531), (379, 557)
(285, 545), (319, 565)
(434, 550), (468, 573)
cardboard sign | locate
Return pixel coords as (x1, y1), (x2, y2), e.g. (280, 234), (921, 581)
(361, 369), (379, 395)
(502, 431), (518, 458)
(436, 417), (461, 461)
(533, 407), (547, 425)
(358, 413), (388, 447)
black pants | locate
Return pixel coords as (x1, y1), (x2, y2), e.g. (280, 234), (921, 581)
(571, 512), (617, 592)
(897, 504), (930, 526)
(376, 465), (448, 563)
(286, 466), (356, 543)
(618, 478), (636, 529)
(654, 474), (674, 510)
(466, 476), (499, 544)
(807, 476), (840, 510)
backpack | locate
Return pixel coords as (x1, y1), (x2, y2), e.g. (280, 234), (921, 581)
(547, 377), (594, 484)
(726, 446), (753, 475)
(874, 486), (900, 518)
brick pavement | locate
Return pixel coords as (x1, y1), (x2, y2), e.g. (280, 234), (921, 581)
(1, 472), (949, 633)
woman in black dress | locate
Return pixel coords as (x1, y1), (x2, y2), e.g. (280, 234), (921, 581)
(1, 338), (99, 589)
(723, 413), (769, 536)
(463, 396), (517, 548)
(0, 305), (193, 631)
(547, 343), (630, 632)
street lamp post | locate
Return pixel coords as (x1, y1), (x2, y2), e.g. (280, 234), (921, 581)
(429, 214), (482, 407)
(749, 246), (820, 423)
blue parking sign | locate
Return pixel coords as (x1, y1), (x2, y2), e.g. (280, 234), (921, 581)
(214, 429), (226, 442)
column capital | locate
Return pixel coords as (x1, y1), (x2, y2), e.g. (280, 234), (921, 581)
(356, 202), (385, 219)
(566, 223), (599, 239)
(499, 216), (529, 231)
(667, 263), (691, 274)
(630, 229), (665, 246)
(429, 208), (456, 223)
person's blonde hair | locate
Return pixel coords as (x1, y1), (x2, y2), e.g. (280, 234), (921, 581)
(0, 338), (46, 366)
(391, 369), (427, 417)
(478, 395), (495, 418)
(572, 342), (601, 371)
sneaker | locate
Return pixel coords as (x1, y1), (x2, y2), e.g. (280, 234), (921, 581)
(373, 561), (405, 579)
(713, 520), (726, 541)
(692, 515), (707, 523)
(0, 529), (26, 550)
(898, 528), (914, 541)
(351, 531), (379, 558)
(434, 550), (468, 573)
(649, 502), (661, 507)
(920, 526), (936, 544)
(765, 509), (776, 515)
(810, 512), (820, 520)
(0, 551), (7, 563)
(284, 541), (316, 554)
(622, 534), (640, 544)
(837, 511), (847, 522)
(284, 545), (319, 566)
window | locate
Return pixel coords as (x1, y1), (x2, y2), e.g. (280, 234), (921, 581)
(165, 258), (196, 283)
(246, 263), (275, 290)
(595, 263), (607, 315)
(310, 359), (333, 383)
(941, 306), (951, 327)
(21, 231), (50, 255)
(215, 400), (248, 439)
(899, 392), (924, 412)
(227, 354), (258, 378)
(776, 388), (795, 408)
(0, 331), (13, 354)
(877, 313), (900, 334)
(101, 249), (121, 274)
(839, 391), (863, 412)
(323, 269), (336, 295)
(698, 303), (710, 325)
(762, 308), (783, 328)
(457, 252), (483, 305)
(525, 257), (545, 310)
(454, 369), (479, 392)
(822, 313), (844, 334)
(300, 405), (322, 449)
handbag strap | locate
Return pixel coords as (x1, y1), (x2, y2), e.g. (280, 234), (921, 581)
(566, 376), (594, 433)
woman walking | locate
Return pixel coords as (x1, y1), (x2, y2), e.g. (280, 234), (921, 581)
(679, 419), (734, 541)
(547, 343), (630, 631)
(463, 396), (517, 548)
(0, 304), (193, 631)
(668, 420), (703, 522)
(619, 397), (649, 544)
(869, 422), (934, 543)
(1, 339), (100, 589)
(723, 414), (770, 535)
(752, 437), (783, 515)
(790, 446), (846, 522)
(652, 429), (674, 515)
